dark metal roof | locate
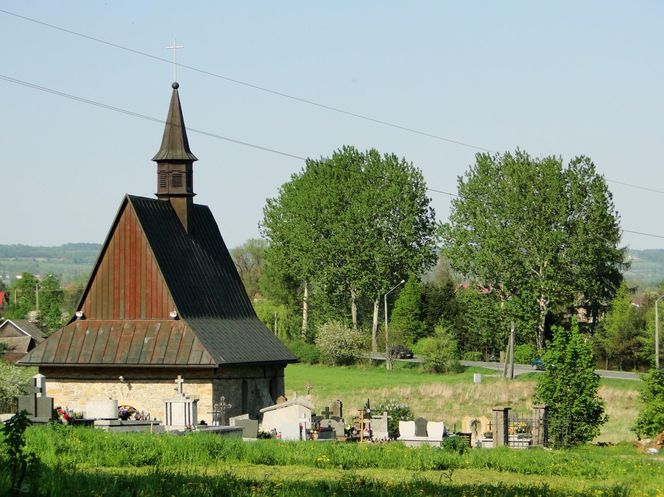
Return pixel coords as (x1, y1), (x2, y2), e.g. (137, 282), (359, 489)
(186, 318), (296, 365)
(151, 83), (198, 162)
(19, 320), (215, 366)
(129, 196), (296, 365)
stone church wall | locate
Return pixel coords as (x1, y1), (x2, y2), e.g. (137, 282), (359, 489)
(40, 365), (286, 423)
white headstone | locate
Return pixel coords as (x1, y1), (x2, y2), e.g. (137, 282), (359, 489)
(85, 400), (119, 420)
(427, 421), (445, 440)
(398, 420), (416, 439)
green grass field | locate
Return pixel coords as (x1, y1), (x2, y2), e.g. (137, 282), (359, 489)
(0, 363), (654, 496)
(1, 426), (662, 497)
(285, 362), (641, 442)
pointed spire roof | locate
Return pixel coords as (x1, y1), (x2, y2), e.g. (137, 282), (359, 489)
(152, 82), (198, 162)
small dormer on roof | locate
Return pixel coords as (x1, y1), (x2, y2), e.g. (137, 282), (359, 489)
(152, 82), (198, 232)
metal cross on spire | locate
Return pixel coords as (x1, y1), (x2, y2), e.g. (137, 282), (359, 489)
(166, 38), (184, 82)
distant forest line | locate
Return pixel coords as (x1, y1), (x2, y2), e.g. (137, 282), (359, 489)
(1, 243), (663, 287)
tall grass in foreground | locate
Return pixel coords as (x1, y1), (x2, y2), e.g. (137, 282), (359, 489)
(19, 425), (664, 481)
(2, 426), (662, 496)
(0, 465), (635, 497)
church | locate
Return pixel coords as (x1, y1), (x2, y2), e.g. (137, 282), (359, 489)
(19, 82), (297, 421)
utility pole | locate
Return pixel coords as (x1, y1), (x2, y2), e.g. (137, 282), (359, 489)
(655, 295), (663, 370)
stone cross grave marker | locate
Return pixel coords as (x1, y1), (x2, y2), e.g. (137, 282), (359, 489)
(17, 374), (53, 420)
(175, 375), (185, 396)
(213, 396), (233, 426)
(321, 406), (332, 419)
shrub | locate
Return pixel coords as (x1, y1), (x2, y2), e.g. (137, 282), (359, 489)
(462, 351), (482, 361)
(285, 340), (320, 364)
(514, 343), (536, 364)
(373, 400), (414, 439)
(314, 321), (366, 366)
(420, 326), (462, 374)
(535, 321), (606, 447)
(632, 368), (664, 438)
(441, 435), (469, 454)
(0, 361), (33, 413)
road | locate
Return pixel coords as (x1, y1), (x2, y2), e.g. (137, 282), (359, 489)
(364, 354), (642, 380)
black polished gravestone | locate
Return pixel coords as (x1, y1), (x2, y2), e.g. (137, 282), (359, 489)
(17, 374), (54, 422)
(414, 417), (428, 438)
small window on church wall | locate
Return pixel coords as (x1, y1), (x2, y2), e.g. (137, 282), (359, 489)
(172, 172), (183, 188)
(158, 172), (168, 189)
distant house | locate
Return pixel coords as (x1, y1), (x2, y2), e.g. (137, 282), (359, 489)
(0, 319), (45, 363)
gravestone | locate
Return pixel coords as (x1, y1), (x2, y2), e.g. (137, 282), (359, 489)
(331, 400), (343, 418)
(85, 400), (118, 420)
(164, 375), (199, 430)
(229, 414), (258, 438)
(320, 406), (332, 419)
(17, 374), (53, 422)
(211, 396), (232, 426)
(398, 420), (416, 439)
(427, 421), (445, 441)
(317, 428), (336, 440)
(371, 411), (389, 441)
(320, 416), (345, 438)
(414, 417), (428, 437)
(259, 397), (313, 441)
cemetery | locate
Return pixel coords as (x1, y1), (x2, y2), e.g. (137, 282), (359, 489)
(2, 371), (550, 450)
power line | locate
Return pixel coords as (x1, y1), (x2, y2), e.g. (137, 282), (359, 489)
(0, 74), (307, 161)
(0, 7), (493, 153)
(622, 230), (664, 240)
(2, 72), (664, 242)
(3, 8), (663, 200)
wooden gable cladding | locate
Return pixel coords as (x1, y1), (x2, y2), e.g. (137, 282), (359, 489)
(80, 200), (176, 320)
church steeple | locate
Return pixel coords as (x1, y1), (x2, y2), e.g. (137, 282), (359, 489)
(152, 82), (198, 232)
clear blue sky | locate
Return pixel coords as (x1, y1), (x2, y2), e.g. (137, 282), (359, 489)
(2, 1), (663, 250)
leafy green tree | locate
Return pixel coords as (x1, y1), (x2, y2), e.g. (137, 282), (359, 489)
(390, 275), (425, 344)
(452, 286), (505, 358)
(5, 273), (39, 321)
(441, 150), (624, 351)
(0, 360), (33, 412)
(38, 273), (65, 332)
(535, 321), (607, 447)
(314, 321), (366, 366)
(596, 282), (646, 370)
(420, 280), (458, 335)
(632, 369), (664, 439)
(419, 325), (462, 374)
(230, 238), (268, 301)
(262, 146), (438, 346)
(563, 157), (626, 333)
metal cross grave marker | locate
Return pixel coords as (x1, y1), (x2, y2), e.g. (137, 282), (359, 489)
(213, 396), (232, 426)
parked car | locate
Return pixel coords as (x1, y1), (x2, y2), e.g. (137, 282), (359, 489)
(390, 345), (414, 359)
(531, 358), (546, 370)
